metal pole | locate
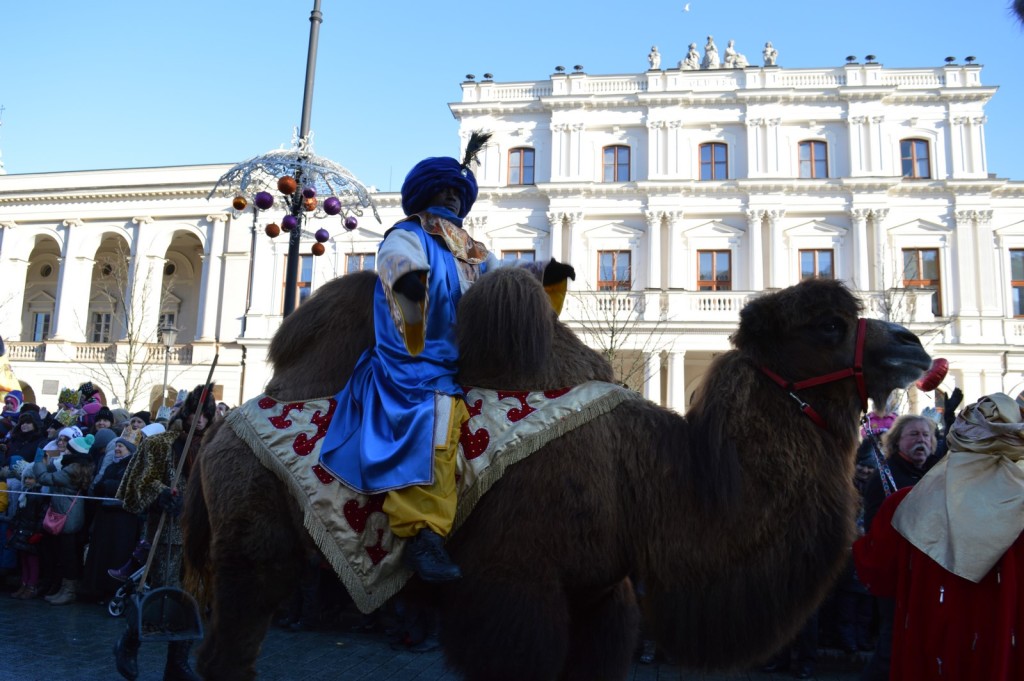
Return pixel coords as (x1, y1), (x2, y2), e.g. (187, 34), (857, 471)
(162, 347), (170, 409)
(283, 0), (323, 317)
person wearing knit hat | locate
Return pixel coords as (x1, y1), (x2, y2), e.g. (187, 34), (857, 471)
(67, 433), (95, 455)
(93, 406), (114, 433)
(318, 133), (577, 584)
(129, 411), (151, 429)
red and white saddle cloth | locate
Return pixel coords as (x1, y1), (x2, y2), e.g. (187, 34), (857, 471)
(226, 380), (635, 613)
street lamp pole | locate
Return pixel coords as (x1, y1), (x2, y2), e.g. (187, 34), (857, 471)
(283, 0), (323, 317)
(160, 324), (179, 411)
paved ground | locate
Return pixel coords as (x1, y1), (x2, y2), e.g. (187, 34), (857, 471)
(0, 587), (869, 681)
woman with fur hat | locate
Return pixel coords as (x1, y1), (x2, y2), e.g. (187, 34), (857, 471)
(318, 135), (576, 583)
(32, 433), (95, 605)
(3, 410), (48, 467)
(82, 437), (142, 600)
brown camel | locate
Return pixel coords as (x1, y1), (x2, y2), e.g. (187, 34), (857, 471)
(183, 268), (931, 681)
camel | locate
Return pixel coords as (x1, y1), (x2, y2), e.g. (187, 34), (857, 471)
(183, 268), (931, 681)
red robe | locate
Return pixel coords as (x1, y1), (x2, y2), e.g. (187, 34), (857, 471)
(853, 487), (1024, 680)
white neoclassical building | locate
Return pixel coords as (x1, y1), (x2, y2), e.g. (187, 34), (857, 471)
(2, 52), (1024, 413)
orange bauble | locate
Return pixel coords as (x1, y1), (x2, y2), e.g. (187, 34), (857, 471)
(265, 223), (281, 238)
(311, 242), (326, 256)
(277, 176), (298, 194)
(303, 197), (318, 211)
(232, 196), (248, 211)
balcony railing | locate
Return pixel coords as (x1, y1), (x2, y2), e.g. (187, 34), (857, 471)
(5, 341), (193, 364)
(6, 342), (45, 361)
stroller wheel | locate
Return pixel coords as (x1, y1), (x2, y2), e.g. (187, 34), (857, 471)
(108, 587), (127, 617)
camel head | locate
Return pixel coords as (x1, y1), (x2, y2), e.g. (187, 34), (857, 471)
(732, 279), (932, 414)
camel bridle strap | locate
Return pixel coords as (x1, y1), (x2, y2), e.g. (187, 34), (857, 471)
(759, 318), (869, 432)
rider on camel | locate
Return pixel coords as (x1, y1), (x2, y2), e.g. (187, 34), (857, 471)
(319, 133), (575, 582)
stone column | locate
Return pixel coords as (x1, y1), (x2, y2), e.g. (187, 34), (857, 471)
(848, 208), (871, 291)
(954, 209), (979, 318)
(51, 220), (92, 342)
(766, 118), (781, 175)
(646, 120), (664, 178)
(665, 212), (684, 289)
(564, 212), (583, 269)
(643, 352), (662, 404)
(196, 214), (228, 341)
(976, 209), (999, 315)
(667, 121), (682, 175)
(1, 256), (30, 340)
(746, 209), (765, 290)
(869, 209), (889, 294)
(974, 116), (988, 174)
(766, 209), (786, 288)
(745, 118), (764, 177)
(644, 211), (663, 290)
(550, 123), (568, 181)
(546, 212), (565, 264)
(869, 115), (885, 174)
(569, 123), (585, 180)
(848, 116), (867, 175)
(666, 350), (686, 413)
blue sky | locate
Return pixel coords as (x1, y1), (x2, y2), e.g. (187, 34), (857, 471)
(2, 0), (1022, 191)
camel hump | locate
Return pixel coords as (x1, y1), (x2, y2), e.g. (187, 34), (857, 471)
(457, 267), (554, 387)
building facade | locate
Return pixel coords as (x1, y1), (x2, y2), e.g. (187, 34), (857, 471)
(1, 55), (1023, 413)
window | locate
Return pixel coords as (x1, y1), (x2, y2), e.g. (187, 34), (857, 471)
(699, 143), (728, 180)
(91, 312), (112, 343)
(1012, 250), (1024, 317)
(903, 248), (942, 316)
(32, 312), (51, 342)
(798, 141), (828, 179)
(602, 146), (630, 182)
(900, 138), (931, 179)
(598, 251), (631, 290)
(158, 312), (177, 331)
(697, 250), (732, 290)
(799, 249), (834, 280)
(346, 253), (376, 273)
(508, 148), (535, 185)
(501, 250), (535, 264)
(283, 255), (315, 311)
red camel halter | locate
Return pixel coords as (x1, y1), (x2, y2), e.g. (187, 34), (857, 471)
(759, 318), (869, 432)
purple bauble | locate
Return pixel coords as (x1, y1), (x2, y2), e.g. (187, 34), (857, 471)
(322, 196), (342, 215)
(254, 191), (274, 210)
(302, 186), (317, 199)
(314, 228), (330, 243)
(343, 215), (358, 231)
(281, 215), (298, 232)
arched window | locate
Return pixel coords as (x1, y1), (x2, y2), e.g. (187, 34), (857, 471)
(602, 145), (630, 182)
(508, 147), (535, 185)
(900, 138), (931, 179)
(798, 140), (828, 178)
(699, 142), (728, 180)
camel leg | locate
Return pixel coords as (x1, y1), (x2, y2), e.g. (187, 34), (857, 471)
(559, 577), (640, 681)
(195, 520), (303, 681)
(439, 576), (571, 681)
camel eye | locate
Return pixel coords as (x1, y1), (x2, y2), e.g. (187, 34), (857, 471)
(817, 317), (845, 338)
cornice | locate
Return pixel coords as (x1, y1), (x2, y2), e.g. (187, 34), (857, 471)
(0, 183), (215, 205)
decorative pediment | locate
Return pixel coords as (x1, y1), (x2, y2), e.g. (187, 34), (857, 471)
(484, 223), (547, 240)
(784, 219), (848, 237)
(580, 221), (644, 239)
(161, 292), (182, 313)
(26, 291), (56, 310)
(683, 220), (744, 238)
(994, 219), (1024, 236)
(886, 218), (952, 235)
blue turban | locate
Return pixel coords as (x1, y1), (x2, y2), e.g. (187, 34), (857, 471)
(400, 157), (478, 218)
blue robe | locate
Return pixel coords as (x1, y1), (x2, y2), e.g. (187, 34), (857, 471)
(319, 218), (491, 493)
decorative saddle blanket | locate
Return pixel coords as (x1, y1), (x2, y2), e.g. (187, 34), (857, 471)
(226, 380), (635, 614)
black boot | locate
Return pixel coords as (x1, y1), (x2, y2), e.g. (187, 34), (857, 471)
(113, 628), (140, 681)
(404, 529), (462, 583)
(163, 640), (201, 681)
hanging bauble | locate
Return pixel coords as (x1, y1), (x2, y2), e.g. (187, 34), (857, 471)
(281, 215), (298, 232)
(311, 242), (326, 256)
(254, 191), (275, 210)
(302, 186), (317, 199)
(265, 223), (281, 238)
(322, 196), (342, 215)
(343, 215), (358, 231)
(277, 175), (298, 194)
(303, 197), (318, 211)
(314, 228), (330, 243)
(232, 196), (248, 211)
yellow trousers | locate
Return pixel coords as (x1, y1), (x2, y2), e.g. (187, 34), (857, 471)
(383, 397), (469, 538)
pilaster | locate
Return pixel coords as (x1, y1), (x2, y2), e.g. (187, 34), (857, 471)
(746, 209), (765, 290)
(644, 211), (663, 290)
(848, 208), (871, 291)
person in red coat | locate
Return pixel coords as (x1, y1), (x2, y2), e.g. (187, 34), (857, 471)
(853, 392), (1024, 681)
